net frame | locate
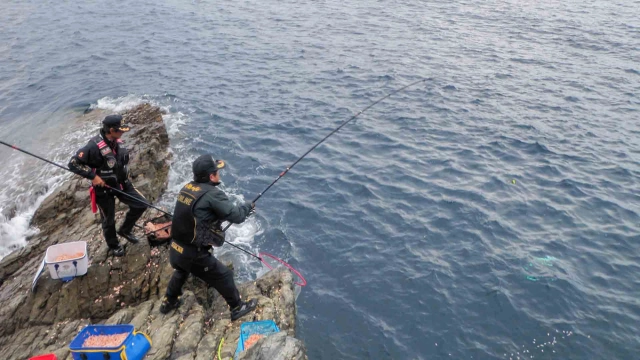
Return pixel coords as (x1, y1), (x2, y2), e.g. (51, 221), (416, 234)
(258, 252), (307, 286)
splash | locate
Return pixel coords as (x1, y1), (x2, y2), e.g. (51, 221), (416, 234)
(0, 211), (39, 258)
(162, 111), (188, 136)
(217, 193), (263, 280)
(91, 94), (148, 113)
(0, 156), (70, 260)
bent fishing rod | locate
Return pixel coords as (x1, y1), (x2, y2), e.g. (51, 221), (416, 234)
(0, 140), (172, 215)
(222, 78), (426, 233)
(0, 140), (259, 258)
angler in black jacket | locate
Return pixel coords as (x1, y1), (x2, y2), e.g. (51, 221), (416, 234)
(160, 154), (257, 321)
(68, 115), (147, 257)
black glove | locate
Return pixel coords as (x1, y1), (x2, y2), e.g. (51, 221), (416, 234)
(246, 201), (256, 216)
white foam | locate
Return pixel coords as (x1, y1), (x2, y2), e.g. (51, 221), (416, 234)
(162, 110), (188, 136)
(0, 170), (69, 259)
(92, 94), (148, 113)
(0, 212), (39, 258)
(223, 195), (264, 247)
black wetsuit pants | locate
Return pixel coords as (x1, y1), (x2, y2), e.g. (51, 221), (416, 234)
(95, 181), (147, 249)
(165, 241), (241, 308)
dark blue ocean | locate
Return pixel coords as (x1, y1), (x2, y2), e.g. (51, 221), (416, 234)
(1, 0), (639, 358)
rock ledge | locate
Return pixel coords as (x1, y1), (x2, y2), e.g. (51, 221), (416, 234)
(0, 104), (306, 360)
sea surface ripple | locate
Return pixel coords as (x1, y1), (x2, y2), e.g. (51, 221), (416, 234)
(0, 0), (638, 358)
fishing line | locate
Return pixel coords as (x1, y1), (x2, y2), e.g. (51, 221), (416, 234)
(223, 78), (426, 231)
(222, 79), (425, 282)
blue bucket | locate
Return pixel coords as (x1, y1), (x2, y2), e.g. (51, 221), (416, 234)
(234, 320), (280, 358)
(69, 324), (151, 360)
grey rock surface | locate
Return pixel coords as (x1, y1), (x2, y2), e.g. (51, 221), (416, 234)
(237, 331), (307, 360)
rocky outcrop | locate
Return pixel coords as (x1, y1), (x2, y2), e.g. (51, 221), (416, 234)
(237, 331), (307, 360)
(0, 267), (303, 360)
(0, 104), (305, 360)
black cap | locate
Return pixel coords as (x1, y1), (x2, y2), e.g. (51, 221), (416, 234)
(102, 115), (130, 132)
(192, 154), (226, 182)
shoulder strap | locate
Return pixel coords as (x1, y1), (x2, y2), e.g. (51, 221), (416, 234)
(90, 135), (108, 149)
(188, 183), (216, 212)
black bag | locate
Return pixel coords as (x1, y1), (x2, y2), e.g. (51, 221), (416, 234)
(194, 220), (225, 248)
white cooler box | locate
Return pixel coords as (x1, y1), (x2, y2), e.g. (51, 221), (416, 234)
(45, 241), (89, 281)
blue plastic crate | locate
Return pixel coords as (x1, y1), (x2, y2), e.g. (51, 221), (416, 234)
(234, 320), (280, 358)
(69, 324), (151, 360)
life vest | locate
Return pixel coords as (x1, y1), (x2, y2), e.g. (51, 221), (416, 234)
(91, 135), (129, 187)
(171, 181), (225, 248)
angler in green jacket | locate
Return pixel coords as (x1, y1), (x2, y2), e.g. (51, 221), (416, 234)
(160, 154), (257, 321)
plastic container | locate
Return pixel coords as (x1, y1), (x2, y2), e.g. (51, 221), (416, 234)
(45, 241), (88, 281)
(69, 324), (151, 360)
(234, 320), (280, 358)
(29, 354), (57, 360)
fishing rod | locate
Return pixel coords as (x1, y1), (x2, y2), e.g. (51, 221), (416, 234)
(0, 140), (172, 216)
(0, 140), (262, 259)
(222, 78), (426, 233)
(3, 79), (424, 262)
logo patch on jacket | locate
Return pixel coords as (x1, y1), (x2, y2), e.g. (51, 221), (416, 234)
(78, 151), (84, 158)
(100, 147), (112, 156)
(185, 183), (201, 192)
(171, 242), (184, 254)
(107, 158), (116, 168)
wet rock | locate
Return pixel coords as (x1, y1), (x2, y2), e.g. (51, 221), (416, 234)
(1, 203), (17, 220)
(171, 302), (205, 358)
(237, 331), (307, 360)
(33, 184), (49, 198)
(194, 331), (221, 360)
